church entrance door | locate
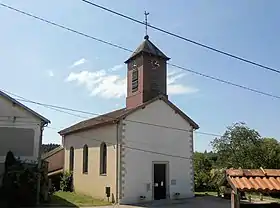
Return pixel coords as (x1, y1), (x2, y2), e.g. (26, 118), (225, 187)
(153, 163), (167, 200)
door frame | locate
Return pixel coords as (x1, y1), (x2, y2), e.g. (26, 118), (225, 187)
(152, 161), (170, 200)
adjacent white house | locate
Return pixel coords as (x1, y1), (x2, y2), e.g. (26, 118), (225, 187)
(59, 35), (199, 204)
(0, 90), (50, 175)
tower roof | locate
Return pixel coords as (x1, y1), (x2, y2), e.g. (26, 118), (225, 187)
(125, 36), (170, 63)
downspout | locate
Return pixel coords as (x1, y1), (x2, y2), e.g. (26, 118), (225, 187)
(36, 121), (48, 205)
(115, 121), (120, 204)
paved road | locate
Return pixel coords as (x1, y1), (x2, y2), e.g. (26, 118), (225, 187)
(63, 196), (231, 208)
(38, 196), (231, 208)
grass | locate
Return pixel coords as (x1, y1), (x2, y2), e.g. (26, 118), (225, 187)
(195, 191), (280, 203)
(195, 191), (218, 197)
(247, 193), (280, 203)
(49, 191), (112, 207)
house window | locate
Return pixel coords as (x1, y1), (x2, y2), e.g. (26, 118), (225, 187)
(83, 144), (88, 174)
(69, 146), (74, 172)
(100, 142), (107, 175)
(132, 70), (138, 92)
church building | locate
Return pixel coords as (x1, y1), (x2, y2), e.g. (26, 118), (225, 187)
(59, 35), (199, 204)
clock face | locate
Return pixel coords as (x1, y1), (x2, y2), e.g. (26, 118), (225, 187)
(150, 59), (160, 69)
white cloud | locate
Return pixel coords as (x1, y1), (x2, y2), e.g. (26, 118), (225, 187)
(110, 64), (124, 71)
(70, 58), (87, 68)
(167, 70), (198, 94)
(168, 84), (198, 94)
(47, 70), (54, 77)
(65, 66), (198, 99)
(66, 70), (126, 98)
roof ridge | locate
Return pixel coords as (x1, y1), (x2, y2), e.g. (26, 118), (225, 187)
(59, 95), (199, 136)
(59, 107), (129, 135)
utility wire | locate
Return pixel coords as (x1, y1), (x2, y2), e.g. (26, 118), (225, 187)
(44, 106), (89, 119)
(1, 3), (280, 100)
(81, 0), (280, 75)
(1, 89), (222, 137)
(0, 3), (131, 53)
(46, 126), (192, 160)
(169, 63), (280, 99)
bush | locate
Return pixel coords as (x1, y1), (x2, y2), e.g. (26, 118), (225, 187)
(4, 151), (17, 171)
(1, 151), (48, 207)
(60, 171), (73, 192)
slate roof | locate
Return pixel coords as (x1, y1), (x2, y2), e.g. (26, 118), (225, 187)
(59, 95), (199, 136)
(59, 108), (132, 135)
(0, 90), (50, 124)
(125, 36), (170, 63)
(227, 168), (280, 192)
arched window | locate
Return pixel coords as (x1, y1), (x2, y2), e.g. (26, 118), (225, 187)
(69, 146), (74, 172)
(83, 144), (88, 174)
(100, 142), (107, 175)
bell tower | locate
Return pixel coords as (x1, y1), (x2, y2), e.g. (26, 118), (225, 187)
(125, 35), (170, 109)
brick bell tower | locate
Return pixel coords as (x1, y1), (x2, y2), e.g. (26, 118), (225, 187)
(125, 34), (170, 109)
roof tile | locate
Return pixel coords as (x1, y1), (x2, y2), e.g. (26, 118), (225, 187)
(227, 169), (280, 192)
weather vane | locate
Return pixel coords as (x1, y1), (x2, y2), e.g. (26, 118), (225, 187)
(144, 11), (150, 39)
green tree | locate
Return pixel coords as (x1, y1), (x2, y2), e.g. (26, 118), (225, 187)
(211, 122), (263, 169)
(42, 143), (60, 154)
(210, 168), (226, 196)
(259, 138), (280, 169)
(193, 152), (213, 190)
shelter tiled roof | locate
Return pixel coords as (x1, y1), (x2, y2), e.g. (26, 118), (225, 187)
(226, 169), (280, 192)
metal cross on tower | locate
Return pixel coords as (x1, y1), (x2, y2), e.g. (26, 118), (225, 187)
(144, 11), (150, 39)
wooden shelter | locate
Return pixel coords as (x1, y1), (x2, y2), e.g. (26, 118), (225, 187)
(226, 168), (280, 208)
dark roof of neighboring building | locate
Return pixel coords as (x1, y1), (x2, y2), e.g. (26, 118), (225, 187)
(226, 168), (280, 192)
(125, 36), (170, 63)
(0, 90), (50, 124)
(59, 95), (199, 136)
(42, 146), (64, 159)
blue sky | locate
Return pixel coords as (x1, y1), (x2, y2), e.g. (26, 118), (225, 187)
(1, 0), (280, 152)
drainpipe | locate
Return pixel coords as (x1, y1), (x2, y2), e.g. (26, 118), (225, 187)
(116, 119), (122, 204)
(36, 122), (48, 205)
(116, 121), (120, 204)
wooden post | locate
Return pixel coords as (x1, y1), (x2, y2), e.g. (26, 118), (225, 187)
(231, 190), (240, 208)
(260, 193), (263, 201)
(231, 190), (235, 208)
(236, 191), (240, 208)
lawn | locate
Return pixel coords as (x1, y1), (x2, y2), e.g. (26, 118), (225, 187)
(248, 193), (280, 203)
(195, 191), (218, 197)
(49, 191), (112, 207)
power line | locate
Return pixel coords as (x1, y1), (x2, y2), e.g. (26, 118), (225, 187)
(43, 105), (89, 119)
(80, 0), (280, 75)
(0, 3), (132, 53)
(46, 126), (191, 160)
(1, 89), (222, 137)
(169, 63), (280, 99)
(1, 3), (279, 101)
(0, 119), (192, 159)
